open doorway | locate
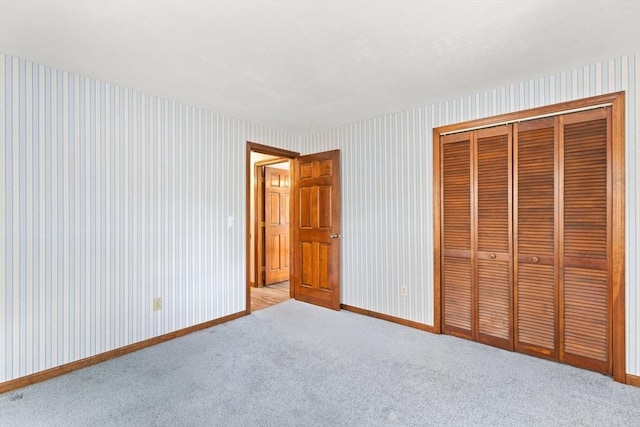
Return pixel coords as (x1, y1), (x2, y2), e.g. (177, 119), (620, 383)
(255, 160), (290, 287)
(246, 142), (299, 313)
(246, 142), (343, 313)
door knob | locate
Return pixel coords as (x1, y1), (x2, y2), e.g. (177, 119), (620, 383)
(489, 253), (496, 259)
(330, 233), (341, 239)
(531, 256), (540, 263)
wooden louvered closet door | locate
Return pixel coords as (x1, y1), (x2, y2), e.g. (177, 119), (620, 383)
(440, 106), (612, 376)
(441, 127), (512, 348)
(514, 117), (558, 359)
(475, 127), (512, 350)
(514, 109), (611, 374)
(441, 132), (473, 339)
(560, 109), (611, 373)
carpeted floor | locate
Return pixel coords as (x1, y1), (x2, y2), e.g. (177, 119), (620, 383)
(2, 299), (639, 426)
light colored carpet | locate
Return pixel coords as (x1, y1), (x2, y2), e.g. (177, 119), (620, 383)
(2, 299), (639, 426)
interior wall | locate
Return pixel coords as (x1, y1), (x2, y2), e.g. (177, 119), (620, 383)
(0, 54), (297, 383)
(298, 53), (639, 376)
(1, 51), (638, 384)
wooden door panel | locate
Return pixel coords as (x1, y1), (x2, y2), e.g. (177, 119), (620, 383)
(515, 120), (556, 257)
(516, 264), (556, 355)
(265, 166), (290, 284)
(269, 193), (280, 223)
(300, 187), (312, 228)
(293, 150), (341, 310)
(283, 193), (290, 224)
(301, 241), (314, 286)
(318, 242), (331, 289)
(318, 186), (332, 228)
(564, 267), (608, 362)
(514, 119), (557, 355)
(478, 260), (510, 344)
(476, 131), (510, 253)
(443, 256), (472, 337)
(563, 119), (608, 260)
(282, 235), (290, 269)
(560, 111), (610, 373)
(476, 129), (512, 349)
(442, 139), (471, 252)
(441, 135), (472, 336)
(268, 235), (281, 269)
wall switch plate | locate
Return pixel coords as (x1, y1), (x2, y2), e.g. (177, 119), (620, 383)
(153, 297), (162, 311)
(400, 285), (407, 297)
(228, 216), (234, 227)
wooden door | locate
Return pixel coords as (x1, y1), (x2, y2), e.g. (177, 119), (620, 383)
(514, 109), (612, 374)
(441, 132), (473, 338)
(559, 108), (611, 374)
(475, 126), (512, 350)
(514, 117), (558, 359)
(440, 107), (612, 373)
(292, 150), (341, 310)
(441, 127), (511, 348)
(435, 93), (624, 381)
(264, 166), (290, 285)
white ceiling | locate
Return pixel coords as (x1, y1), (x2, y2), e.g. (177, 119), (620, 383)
(1, 0), (639, 133)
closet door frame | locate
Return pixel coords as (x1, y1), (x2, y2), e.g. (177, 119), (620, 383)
(432, 91), (626, 383)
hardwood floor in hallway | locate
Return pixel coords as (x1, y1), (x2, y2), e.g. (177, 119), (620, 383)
(250, 281), (290, 312)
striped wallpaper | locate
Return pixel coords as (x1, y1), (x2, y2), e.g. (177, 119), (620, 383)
(1, 52), (639, 383)
(299, 53), (639, 376)
(0, 54), (296, 382)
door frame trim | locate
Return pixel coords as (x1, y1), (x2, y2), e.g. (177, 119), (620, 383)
(432, 91), (626, 383)
(246, 142), (299, 314)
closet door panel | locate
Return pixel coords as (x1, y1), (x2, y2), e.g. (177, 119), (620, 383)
(443, 257), (472, 334)
(478, 260), (510, 344)
(561, 111), (610, 373)
(476, 129), (512, 349)
(564, 268), (608, 363)
(442, 135), (472, 338)
(516, 264), (556, 353)
(442, 137), (471, 252)
(562, 116), (608, 260)
(476, 130), (510, 254)
(514, 119), (557, 357)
